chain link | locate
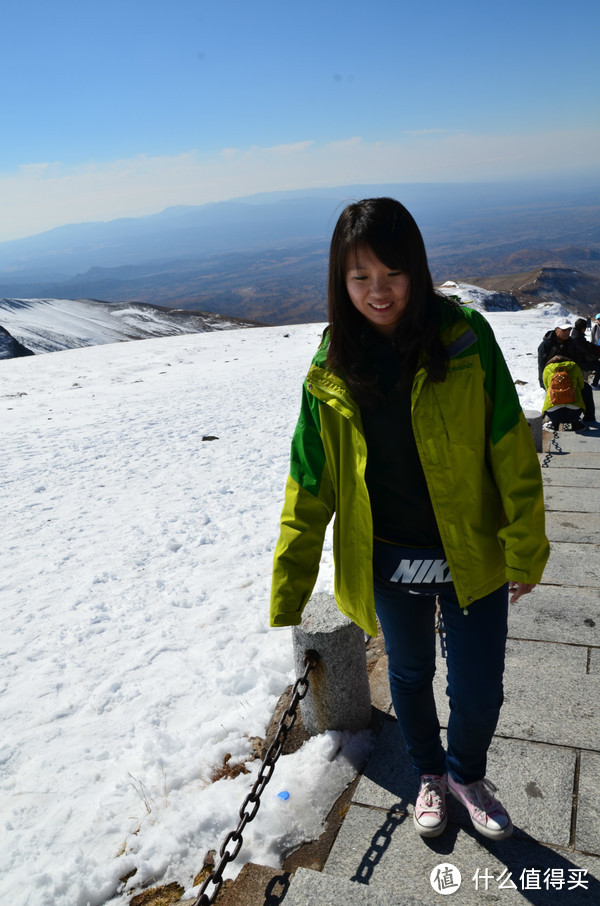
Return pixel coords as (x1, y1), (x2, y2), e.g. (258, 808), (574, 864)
(540, 426), (564, 468)
(192, 650), (320, 906)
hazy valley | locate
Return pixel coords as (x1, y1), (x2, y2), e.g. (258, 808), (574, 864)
(1, 180), (599, 327)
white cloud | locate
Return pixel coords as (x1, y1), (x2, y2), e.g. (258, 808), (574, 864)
(0, 129), (599, 243)
(265, 140), (315, 154)
(405, 129), (448, 136)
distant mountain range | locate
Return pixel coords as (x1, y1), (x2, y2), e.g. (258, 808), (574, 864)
(0, 180), (598, 326)
(1, 270), (591, 362)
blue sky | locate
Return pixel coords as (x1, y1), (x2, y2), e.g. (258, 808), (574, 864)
(1, 0), (599, 242)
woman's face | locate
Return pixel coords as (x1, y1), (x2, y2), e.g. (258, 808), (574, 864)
(345, 244), (411, 337)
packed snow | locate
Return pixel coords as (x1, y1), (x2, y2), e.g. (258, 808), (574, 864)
(0, 298), (581, 906)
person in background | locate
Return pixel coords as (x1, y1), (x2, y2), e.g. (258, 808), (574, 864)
(538, 318), (595, 423)
(538, 318), (576, 384)
(591, 314), (600, 387)
(569, 318), (599, 421)
(271, 197), (549, 842)
(542, 356), (586, 431)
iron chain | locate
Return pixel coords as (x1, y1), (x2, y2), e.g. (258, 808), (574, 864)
(540, 427), (563, 468)
(192, 649), (319, 906)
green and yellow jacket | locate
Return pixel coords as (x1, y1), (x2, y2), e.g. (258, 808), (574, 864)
(542, 360), (585, 414)
(270, 304), (549, 637)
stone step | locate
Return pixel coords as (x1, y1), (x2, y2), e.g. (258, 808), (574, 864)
(545, 511), (600, 543)
(544, 541), (600, 585)
(543, 485), (600, 512)
(539, 451), (600, 469)
(507, 583), (600, 646)
(542, 467), (600, 487)
(347, 719), (590, 852)
(282, 866), (429, 906)
(544, 428), (600, 454)
(321, 804), (600, 904)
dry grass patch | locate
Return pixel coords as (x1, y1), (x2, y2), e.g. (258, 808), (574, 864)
(210, 752), (254, 783)
(129, 882), (184, 906)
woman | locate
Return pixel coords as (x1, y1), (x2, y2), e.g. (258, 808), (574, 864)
(270, 197), (549, 840)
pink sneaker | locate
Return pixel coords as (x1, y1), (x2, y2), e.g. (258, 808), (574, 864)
(413, 774), (447, 837)
(447, 775), (513, 840)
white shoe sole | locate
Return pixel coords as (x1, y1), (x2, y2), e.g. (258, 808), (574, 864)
(413, 812), (448, 837)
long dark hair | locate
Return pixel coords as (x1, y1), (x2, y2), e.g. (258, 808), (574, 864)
(326, 197), (455, 399)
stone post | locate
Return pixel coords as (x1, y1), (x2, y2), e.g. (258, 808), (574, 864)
(292, 592), (372, 735)
(524, 409), (543, 453)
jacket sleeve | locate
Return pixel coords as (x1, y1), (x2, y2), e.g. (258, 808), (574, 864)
(537, 339), (549, 387)
(477, 315), (550, 584)
(270, 382), (336, 627)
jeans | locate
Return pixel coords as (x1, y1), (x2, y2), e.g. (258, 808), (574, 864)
(547, 406), (582, 428)
(582, 381), (595, 420)
(374, 578), (508, 785)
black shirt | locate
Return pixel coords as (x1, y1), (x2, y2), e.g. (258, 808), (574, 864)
(359, 333), (441, 546)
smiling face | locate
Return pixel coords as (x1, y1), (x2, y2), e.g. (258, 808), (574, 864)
(345, 244), (411, 337)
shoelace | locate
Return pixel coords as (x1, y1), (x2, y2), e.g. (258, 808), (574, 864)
(419, 777), (445, 809)
(462, 778), (501, 818)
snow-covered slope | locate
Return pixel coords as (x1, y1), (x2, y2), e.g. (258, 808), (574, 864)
(437, 280), (522, 312)
(0, 324), (34, 358)
(0, 304), (573, 906)
(0, 297), (260, 355)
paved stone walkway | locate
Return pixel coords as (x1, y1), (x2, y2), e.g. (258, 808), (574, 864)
(283, 423), (600, 905)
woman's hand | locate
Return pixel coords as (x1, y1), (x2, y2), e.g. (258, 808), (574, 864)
(509, 582), (536, 604)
